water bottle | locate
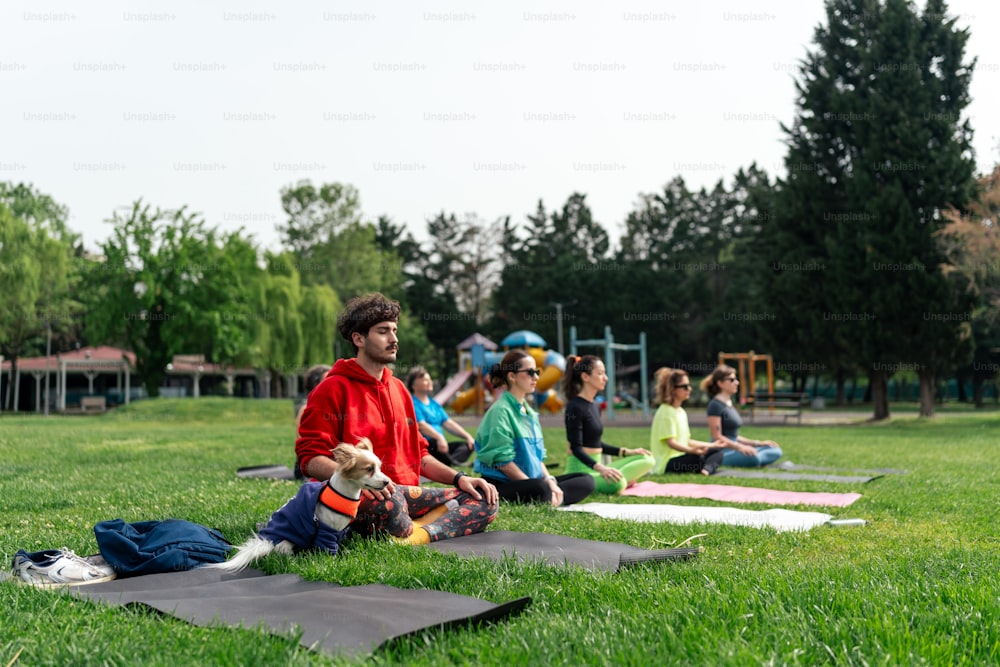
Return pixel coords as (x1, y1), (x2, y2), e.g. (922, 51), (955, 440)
(827, 518), (867, 527)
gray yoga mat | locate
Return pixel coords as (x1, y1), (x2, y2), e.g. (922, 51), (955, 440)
(424, 530), (698, 571)
(715, 470), (880, 483)
(67, 567), (530, 658)
(236, 464), (296, 480)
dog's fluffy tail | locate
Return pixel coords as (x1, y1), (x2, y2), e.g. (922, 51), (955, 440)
(207, 536), (274, 573)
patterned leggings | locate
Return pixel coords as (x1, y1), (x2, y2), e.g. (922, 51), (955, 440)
(351, 485), (496, 542)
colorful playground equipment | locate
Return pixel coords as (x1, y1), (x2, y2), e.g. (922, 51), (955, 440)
(717, 350), (776, 406)
(440, 330), (567, 414)
(569, 325), (649, 421)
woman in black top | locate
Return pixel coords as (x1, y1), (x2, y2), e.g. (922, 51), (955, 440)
(563, 355), (655, 494)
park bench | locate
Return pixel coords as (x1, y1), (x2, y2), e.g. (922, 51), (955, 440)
(80, 396), (107, 414)
(748, 392), (807, 424)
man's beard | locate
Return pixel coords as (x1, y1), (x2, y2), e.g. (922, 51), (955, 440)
(366, 341), (398, 365)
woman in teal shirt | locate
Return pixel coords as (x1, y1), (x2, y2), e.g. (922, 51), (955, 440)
(474, 350), (594, 506)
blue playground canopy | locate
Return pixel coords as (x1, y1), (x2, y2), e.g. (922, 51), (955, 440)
(501, 330), (547, 348)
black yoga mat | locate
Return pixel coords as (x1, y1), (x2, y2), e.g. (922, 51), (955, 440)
(67, 567), (530, 658)
(236, 465), (296, 481)
(424, 530), (698, 572)
(714, 469), (880, 484)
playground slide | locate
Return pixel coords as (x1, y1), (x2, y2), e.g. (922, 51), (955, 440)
(434, 369), (473, 406)
(450, 385), (483, 413)
(535, 365), (562, 393)
(539, 391), (564, 412)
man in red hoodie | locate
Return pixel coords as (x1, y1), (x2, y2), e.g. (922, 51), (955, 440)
(297, 293), (497, 544)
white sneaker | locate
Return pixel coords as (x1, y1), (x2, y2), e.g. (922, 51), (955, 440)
(12, 547), (117, 587)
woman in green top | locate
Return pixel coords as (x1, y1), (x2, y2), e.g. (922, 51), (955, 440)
(474, 350), (595, 506)
(650, 367), (740, 475)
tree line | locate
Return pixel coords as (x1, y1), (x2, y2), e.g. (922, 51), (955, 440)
(3, 0), (998, 418)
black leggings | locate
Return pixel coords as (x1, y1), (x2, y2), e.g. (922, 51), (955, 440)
(493, 473), (595, 506)
(426, 440), (472, 466)
(664, 449), (724, 475)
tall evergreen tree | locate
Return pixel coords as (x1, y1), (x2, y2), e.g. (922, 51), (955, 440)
(771, 0), (977, 418)
(491, 194), (610, 352)
(616, 171), (769, 373)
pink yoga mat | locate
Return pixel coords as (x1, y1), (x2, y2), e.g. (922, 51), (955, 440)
(621, 481), (861, 507)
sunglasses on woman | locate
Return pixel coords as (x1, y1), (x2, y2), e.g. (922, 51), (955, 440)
(515, 368), (541, 378)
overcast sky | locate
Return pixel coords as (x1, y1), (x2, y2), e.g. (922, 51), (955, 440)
(4, 0), (998, 253)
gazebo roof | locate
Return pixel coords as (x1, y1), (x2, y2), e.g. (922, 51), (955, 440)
(2, 347), (255, 376)
(2, 346), (135, 371)
(456, 333), (498, 351)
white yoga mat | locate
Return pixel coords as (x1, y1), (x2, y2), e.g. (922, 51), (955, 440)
(560, 503), (832, 532)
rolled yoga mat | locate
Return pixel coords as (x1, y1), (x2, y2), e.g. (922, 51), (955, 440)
(236, 465), (296, 481)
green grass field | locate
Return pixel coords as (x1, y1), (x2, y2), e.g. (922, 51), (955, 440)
(2, 398), (999, 666)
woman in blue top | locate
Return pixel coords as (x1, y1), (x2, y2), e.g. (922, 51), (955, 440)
(406, 366), (475, 467)
(563, 354), (654, 493)
(701, 365), (783, 467)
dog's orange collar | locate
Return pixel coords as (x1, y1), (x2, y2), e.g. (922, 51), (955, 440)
(318, 483), (361, 519)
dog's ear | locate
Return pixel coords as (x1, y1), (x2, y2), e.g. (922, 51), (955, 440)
(332, 443), (356, 473)
(355, 437), (373, 452)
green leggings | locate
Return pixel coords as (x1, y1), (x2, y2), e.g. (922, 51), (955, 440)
(565, 453), (656, 494)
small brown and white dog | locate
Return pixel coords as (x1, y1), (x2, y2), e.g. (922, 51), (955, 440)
(211, 438), (390, 573)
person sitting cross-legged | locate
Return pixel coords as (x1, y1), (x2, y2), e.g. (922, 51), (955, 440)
(650, 367), (737, 476)
(474, 350), (595, 507)
(296, 293), (498, 545)
(563, 354), (655, 493)
(406, 365), (475, 467)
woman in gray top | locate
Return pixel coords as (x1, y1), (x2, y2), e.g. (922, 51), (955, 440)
(701, 365), (782, 467)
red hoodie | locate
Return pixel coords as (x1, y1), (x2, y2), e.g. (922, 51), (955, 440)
(296, 358), (426, 485)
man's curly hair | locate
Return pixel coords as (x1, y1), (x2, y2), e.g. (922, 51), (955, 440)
(337, 293), (401, 353)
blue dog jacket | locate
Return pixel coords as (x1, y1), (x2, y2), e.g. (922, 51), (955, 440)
(257, 481), (358, 556)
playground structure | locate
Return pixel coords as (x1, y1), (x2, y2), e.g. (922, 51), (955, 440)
(441, 331), (567, 415)
(569, 326), (649, 421)
(717, 351), (775, 405)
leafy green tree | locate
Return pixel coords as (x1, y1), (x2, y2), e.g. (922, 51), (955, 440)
(300, 283), (341, 367)
(938, 165), (1000, 405)
(772, 0), (977, 418)
(278, 181), (405, 302)
(374, 215), (422, 276)
(0, 182), (78, 247)
(256, 255), (304, 398)
(84, 201), (260, 397)
(424, 212), (503, 326)
(0, 189), (78, 410)
(313, 221), (404, 300)
(278, 181), (361, 258)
